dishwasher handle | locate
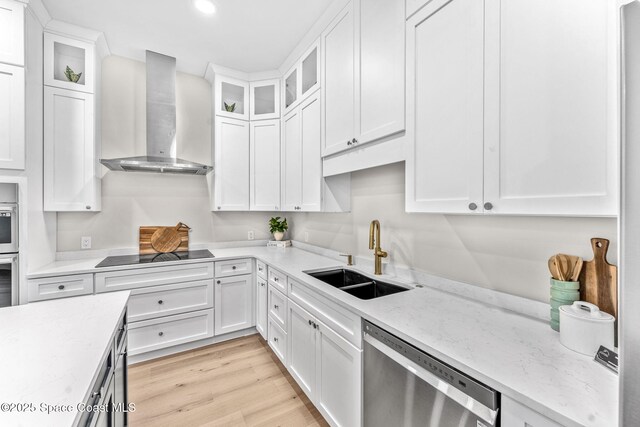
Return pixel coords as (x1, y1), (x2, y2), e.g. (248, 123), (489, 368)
(363, 332), (499, 426)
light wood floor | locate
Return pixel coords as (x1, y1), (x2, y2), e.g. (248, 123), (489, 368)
(128, 334), (329, 427)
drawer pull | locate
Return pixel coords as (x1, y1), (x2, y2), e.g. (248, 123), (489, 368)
(58, 285), (65, 290)
(91, 391), (101, 399)
(217, 280), (221, 284)
(158, 332), (164, 337)
(274, 304), (279, 310)
(273, 277), (279, 282)
(232, 266), (237, 270)
(308, 319), (313, 326)
(261, 283), (265, 287)
(258, 267), (263, 272)
(158, 300), (164, 305)
(273, 337), (279, 343)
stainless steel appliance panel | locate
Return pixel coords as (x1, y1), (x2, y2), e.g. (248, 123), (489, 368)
(0, 204), (17, 254)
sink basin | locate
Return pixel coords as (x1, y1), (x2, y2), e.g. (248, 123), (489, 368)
(305, 268), (410, 300)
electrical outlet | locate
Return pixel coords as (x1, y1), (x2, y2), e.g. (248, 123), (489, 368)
(304, 231), (309, 242)
(248, 230), (255, 240)
(81, 236), (92, 250)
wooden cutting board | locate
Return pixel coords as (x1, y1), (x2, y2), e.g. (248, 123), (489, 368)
(139, 225), (189, 255)
(579, 237), (617, 318)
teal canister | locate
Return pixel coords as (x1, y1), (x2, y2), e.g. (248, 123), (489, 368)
(550, 278), (580, 331)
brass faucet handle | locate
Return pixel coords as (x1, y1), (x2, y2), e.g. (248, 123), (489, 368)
(339, 254), (354, 266)
(376, 249), (388, 258)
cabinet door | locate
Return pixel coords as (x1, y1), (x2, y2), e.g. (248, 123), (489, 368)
(357, 0), (405, 145)
(214, 116), (250, 211)
(44, 87), (98, 211)
(0, 63), (24, 170)
(322, 1), (356, 156)
(501, 395), (563, 427)
(0, 0), (24, 67)
(215, 75), (249, 120)
(405, 0), (485, 214)
(256, 276), (268, 340)
(250, 79), (280, 120)
(250, 119), (280, 211)
(483, 0), (617, 215)
(299, 91), (322, 211)
(281, 108), (302, 211)
(214, 274), (253, 335)
(287, 300), (317, 399)
(315, 318), (362, 427)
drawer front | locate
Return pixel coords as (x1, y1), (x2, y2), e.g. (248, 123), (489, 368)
(96, 262), (214, 293)
(256, 260), (267, 279)
(128, 280), (214, 323)
(268, 285), (288, 329)
(215, 258), (253, 278)
(289, 279), (362, 348)
(268, 267), (287, 294)
(268, 318), (287, 365)
(28, 274), (93, 302)
(128, 309), (214, 356)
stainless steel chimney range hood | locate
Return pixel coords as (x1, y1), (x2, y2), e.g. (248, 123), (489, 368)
(100, 51), (213, 175)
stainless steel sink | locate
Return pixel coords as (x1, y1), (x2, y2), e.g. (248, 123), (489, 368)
(305, 268), (411, 300)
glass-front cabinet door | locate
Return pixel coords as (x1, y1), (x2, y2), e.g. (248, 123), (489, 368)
(283, 39), (320, 116)
(44, 32), (95, 94)
(250, 79), (280, 120)
(215, 75), (250, 120)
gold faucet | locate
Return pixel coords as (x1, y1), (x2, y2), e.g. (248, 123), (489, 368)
(368, 220), (387, 275)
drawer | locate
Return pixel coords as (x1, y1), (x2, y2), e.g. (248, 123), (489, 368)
(215, 258), (253, 278)
(268, 267), (287, 294)
(128, 280), (214, 323)
(268, 284), (288, 329)
(256, 260), (267, 279)
(268, 317), (287, 365)
(502, 395), (563, 427)
(289, 279), (362, 348)
(28, 274), (93, 302)
(128, 309), (214, 356)
(96, 262), (214, 293)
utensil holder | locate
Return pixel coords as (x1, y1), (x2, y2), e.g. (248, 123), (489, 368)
(549, 278), (580, 332)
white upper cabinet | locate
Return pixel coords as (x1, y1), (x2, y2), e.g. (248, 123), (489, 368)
(483, 0), (617, 216)
(44, 32), (95, 94)
(322, 0), (405, 158)
(283, 41), (320, 116)
(0, 63), (24, 170)
(406, 0), (484, 214)
(407, 0), (617, 216)
(322, 2), (356, 157)
(250, 119), (280, 211)
(214, 116), (250, 211)
(282, 90), (323, 212)
(0, 0), (24, 67)
(44, 87), (100, 211)
(250, 79), (280, 121)
(215, 75), (250, 121)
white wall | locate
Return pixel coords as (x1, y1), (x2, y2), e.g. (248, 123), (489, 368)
(56, 56), (275, 251)
(289, 162), (618, 302)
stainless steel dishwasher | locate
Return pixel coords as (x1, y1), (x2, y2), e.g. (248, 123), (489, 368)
(363, 320), (500, 427)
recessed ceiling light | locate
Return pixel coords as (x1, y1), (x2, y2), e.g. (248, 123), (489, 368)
(194, 0), (216, 15)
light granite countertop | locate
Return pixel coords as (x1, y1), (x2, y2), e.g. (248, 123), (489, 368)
(27, 246), (618, 426)
(0, 292), (130, 427)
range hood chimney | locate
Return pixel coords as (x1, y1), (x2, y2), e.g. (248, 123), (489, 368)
(100, 51), (213, 175)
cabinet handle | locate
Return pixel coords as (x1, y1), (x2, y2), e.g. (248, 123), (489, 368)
(261, 283), (265, 287)
(91, 391), (101, 399)
(217, 206), (221, 210)
(273, 337), (279, 342)
(158, 300), (164, 305)
(85, 206), (91, 210)
(273, 277), (279, 282)
(308, 319), (313, 326)
(232, 266), (237, 270)
(58, 285), (65, 290)
(259, 267), (263, 271)
(158, 332), (164, 337)
(352, 138), (358, 144)
(217, 280), (221, 284)
(484, 202), (493, 211)
(347, 140), (352, 146)
(275, 206), (279, 210)
(468, 203), (478, 211)
(274, 304), (279, 309)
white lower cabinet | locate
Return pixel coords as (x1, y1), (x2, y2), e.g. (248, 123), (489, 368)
(127, 280), (214, 323)
(502, 395), (562, 427)
(268, 284), (288, 329)
(214, 273), (254, 335)
(128, 309), (214, 356)
(27, 273), (93, 302)
(268, 317), (287, 365)
(256, 276), (268, 339)
(286, 299), (362, 427)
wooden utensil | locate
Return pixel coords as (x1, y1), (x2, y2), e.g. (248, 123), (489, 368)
(548, 255), (562, 280)
(140, 223), (191, 254)
(579, 238), (617, 318)
(570, 258), (583, 282)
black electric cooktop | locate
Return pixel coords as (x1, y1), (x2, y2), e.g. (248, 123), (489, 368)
(95, 249), (214, 268)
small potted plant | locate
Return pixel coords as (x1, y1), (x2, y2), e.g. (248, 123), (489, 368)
(269, 217), (288, 241)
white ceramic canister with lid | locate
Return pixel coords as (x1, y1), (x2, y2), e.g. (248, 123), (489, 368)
(559, 301), (615, 355)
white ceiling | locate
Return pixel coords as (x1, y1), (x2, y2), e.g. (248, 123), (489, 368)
(42, 0), (333, 76)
